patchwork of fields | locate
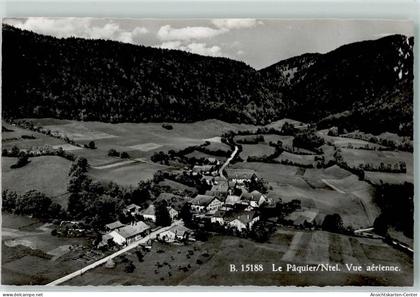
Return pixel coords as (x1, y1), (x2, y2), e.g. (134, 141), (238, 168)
(1, 118), (414, 286)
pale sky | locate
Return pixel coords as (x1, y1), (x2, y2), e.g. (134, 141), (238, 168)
(3, 18), (414, 69)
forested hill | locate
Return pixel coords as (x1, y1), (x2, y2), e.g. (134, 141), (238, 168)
(259, 34), (414, 136)
(2, 24), (282, 124)
(2, 24), (414, 136)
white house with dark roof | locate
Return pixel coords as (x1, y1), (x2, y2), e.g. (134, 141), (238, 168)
(225, 195), (241, 207)
(140, 204), (156, 222)
(190, 194), (223, 214)
(125, 203), (142, 216)
(157, 225), (193, 242)
(240, 190), (267, 208)
(140, 204), (178, 222)
(226, 168), (257, 184)
(109, 221), (151, 245)
(192, 165), (215, 175)
(224, 210), (260, 231)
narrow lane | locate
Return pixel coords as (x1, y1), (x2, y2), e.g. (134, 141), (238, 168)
(219, 145), (238, 180)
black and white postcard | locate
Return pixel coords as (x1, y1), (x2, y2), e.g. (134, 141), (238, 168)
(1, 18), (414, 287)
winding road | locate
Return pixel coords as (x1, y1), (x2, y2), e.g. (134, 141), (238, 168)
(219, 145), (239, 180)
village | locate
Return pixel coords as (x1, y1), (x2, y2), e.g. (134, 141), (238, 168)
(96, 157), (270, 249)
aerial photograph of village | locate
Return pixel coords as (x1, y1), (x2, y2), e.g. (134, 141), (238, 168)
(1, 18), (414, 286)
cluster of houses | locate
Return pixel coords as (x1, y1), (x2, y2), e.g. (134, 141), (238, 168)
(190, 167), (269, 232)
(100, 166), (269, 248)
(100, 202), (183, 247)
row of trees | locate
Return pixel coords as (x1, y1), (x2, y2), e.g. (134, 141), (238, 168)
(108, 149), (130, 159)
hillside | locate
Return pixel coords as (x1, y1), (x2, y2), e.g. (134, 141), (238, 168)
(2, 24), (282, 125)
(2, 25), (414, 136)
(260, 34), (414, 136)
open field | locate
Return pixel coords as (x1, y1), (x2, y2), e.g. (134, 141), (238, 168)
(230, 162), (378, 228)
(21, 118), (257, 166)
(341, 148), (413, 175)
(364, 171), (414, 185)
(2, 122), (68, 150)
(275, 151), (316, 166)
(184, 150), (227, 161)
(2, 213), (91, 285)
(239, 144), (275, 159)
(63, 230), (412, 286)
(203, 142), (231, 154)
(157, 179), (198, 195)
(317, 129), (385, 149)
(88, 161), (171, 187)
(1, 156), (72, 208)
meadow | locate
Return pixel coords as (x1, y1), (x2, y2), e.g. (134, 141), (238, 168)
(63, 229), (412, 286)
(1, 213), (91, 285)
(1, 156), (72, 208)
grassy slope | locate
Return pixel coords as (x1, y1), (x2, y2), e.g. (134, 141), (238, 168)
(1, 156), (72, 208)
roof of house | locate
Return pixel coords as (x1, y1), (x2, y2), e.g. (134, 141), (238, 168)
(191, 194), (217, 206)
(166, 225), (192, 236)
(204, 190), (227, 198)
(241, 190), (264, 202)
(105, 220), (125, 230)
(140, 204), (155, 216)
(213, 209), (227, 218)
(168, 207), (179, 214)
(211, 181), (229, 192)
(126, 203), (141, 210)
(225, 195), (241, 205)
(226, 168), (257, 179)
(117, 222), (150, 239)
(224, 210), (258, 224)
(193, 165), (214, 172)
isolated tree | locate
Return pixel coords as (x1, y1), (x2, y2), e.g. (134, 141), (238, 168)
(11, 151), (29, 168)
(108, 148), (120, 157)
(322, 213), (344, 233)
(373, 214), (389, 236)
(10, 145), (20, 157)
(88, 141), (96, 149)
(120, 152), (130, 159)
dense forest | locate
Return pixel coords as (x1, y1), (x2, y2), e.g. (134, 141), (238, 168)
(2, 24), (281, 125)
(260, 34), (414, 136)
(2, 24), (414, 136)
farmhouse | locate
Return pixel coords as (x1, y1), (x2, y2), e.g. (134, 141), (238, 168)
(192, 165), (215, 175)
(224, 210), (260, 231)
(124, 203), (142, 216)
(168, 207), (179, 220)
(104, 220), (125, 232)
(201, 175), (215, 186)
(225, 195), (241, 207)
(157, 225), (193, 242)
(109, 221), (151, 245)
(240, 190), (267, 208)
(140, 205), (156, 222)
(140, 204), (179, 222)
(226, 168), (257, 184)
(190, 194), (223, 213)
(210, 180), (230, 193)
